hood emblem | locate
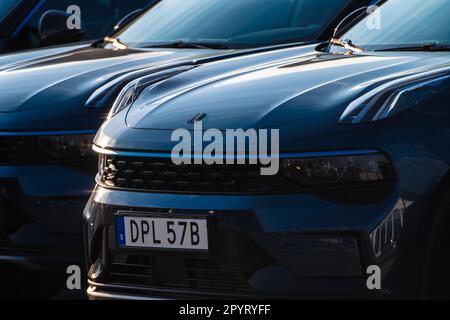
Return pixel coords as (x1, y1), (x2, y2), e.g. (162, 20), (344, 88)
(187, 113), (207, 124)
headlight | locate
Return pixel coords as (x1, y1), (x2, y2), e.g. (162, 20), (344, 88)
(98, 154), (107, 178)
(281, 153), (394, 186)
(373, 75), (450, 121)
(108, 79), (139, 119)
(340, 68), (450, 124)
(37, 134), (96, 159)
(107, 65), (198, 119)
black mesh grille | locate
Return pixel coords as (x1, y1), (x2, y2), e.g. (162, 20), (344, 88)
(0, 137), (40, 164)
(185, 259), (252, 292)
(109, 255), (156, 287)
(100, 156), (295, 194)
(107, 254), (253, 293)
(0, 137), (97, 173)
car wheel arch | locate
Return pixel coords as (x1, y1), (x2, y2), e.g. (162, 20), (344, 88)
(418, 169), (450, 298)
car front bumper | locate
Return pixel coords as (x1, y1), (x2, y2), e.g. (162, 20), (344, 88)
(0, 164), (94, 271)
(84, 185), (406, 299)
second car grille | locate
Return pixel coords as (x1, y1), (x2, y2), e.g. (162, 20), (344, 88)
(100, 156), (295, 194)
(0, 137), (41, 164)
(0, 137), (97, 173)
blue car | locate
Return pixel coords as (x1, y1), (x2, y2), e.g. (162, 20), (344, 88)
(0, 0), (155, 54)
(86, 0), (450, 299)
(0, 0), (369, 273)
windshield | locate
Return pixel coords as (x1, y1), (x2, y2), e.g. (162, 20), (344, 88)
(336, 0), (450, 51)
(114, 0), (351, 49)
(0, 0), (19, 22)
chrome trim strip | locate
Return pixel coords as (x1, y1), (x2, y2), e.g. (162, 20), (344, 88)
(87, 279), (254, 299)
(87, 286), (165, 301)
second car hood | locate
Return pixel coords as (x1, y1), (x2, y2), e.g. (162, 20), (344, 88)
(0, 45), (224, 114)
(0, 44), (229, 130)
(126, 51), (450, 131)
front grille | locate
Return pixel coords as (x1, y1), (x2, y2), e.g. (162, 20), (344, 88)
(100, 156), (295, 194)
(99, 155), (395, 202)
(109, 255), (156, 287)
(0, 137), (97, 173)
(107, 254), (253, 293)
(185, 259), (252, 292)
(0, 137), (41, 164)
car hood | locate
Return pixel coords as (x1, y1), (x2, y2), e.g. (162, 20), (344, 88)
(0, 43), (230, 130)
(126, 51), (450, 133)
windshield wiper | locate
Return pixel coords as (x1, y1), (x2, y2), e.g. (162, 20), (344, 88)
(329, 38), (364, 53)
(103, 37), (128, 50)
(143, 41), (229, 50)
(379, 43), (450, 52)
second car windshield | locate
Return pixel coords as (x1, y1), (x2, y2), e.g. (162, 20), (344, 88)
(337, 0), (450, 51)
(114, 0), (350, 49)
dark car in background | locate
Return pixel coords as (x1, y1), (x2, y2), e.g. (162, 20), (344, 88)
(0, 0), (374, 278)
(0, 0), (155, 54)
(85, 0), (450, 299)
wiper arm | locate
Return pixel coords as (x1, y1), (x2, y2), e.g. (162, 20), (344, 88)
(103, 37), (128, 50)
(379, 43), (450, 52)
(143, 41), (229, 50)
(329, 38), (364, 53)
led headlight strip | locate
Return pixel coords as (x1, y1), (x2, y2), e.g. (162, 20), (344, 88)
(340, 65), (450, 124)
(85, 64), (197, 109)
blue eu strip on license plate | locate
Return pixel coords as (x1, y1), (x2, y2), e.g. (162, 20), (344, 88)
(116, 215), (126, 247)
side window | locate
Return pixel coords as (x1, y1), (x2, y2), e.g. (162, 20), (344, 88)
(7, 0), (153, 53)
(7, 0), (74, 52)
(79, 0), (153, 39)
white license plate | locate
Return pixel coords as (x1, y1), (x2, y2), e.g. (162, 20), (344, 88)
(116, 215), (209, 251)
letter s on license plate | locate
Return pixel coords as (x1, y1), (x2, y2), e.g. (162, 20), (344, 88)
(116, 215), (208, 251)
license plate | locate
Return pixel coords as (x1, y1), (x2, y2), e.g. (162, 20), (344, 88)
(116, 215), (208, 251)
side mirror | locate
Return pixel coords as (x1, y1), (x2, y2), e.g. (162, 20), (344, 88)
(38, 10), (85, 45)
(113, 9), (143, 33)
